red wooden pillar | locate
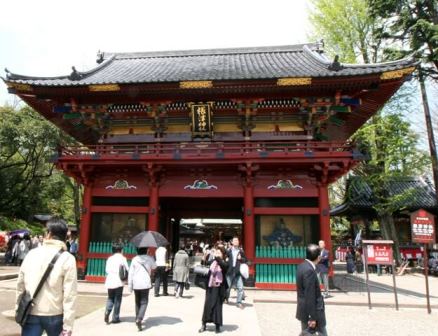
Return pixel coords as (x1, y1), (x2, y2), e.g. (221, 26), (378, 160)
(319, 184), (333, 277)
(148, 184), (159, 231)
(244, 181), (255, 273)
(78, 183), (92, 277)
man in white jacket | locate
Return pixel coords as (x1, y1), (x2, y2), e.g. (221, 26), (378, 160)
(104, 243), (129, 324)
(16, 218), (77, 336)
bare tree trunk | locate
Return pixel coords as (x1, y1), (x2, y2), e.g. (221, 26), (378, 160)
(419, 71), (438, 205)
(378, 212), (402, 265)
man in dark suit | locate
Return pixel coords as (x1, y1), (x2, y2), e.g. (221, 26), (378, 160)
(296, 244), (327, 335)
(225, 237), (247, 309)
(317, 240), (330, 298)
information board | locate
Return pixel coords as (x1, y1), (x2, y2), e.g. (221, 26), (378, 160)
(365, 243), (393, 265)
(411, 209), (436, 244)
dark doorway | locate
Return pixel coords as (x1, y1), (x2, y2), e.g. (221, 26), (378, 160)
(159, 197), (243, 255)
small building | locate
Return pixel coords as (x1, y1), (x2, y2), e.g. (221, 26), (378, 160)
(331, 176), (437, 259)
(3, 43), (415, 288)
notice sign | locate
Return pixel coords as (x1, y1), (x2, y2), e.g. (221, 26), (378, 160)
(365, 243), (393, 265)
(411, 209), (436, 244)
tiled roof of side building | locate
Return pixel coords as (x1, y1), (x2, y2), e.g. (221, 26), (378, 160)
(330, 176), (437, 216)
(3, 43), (416, 86)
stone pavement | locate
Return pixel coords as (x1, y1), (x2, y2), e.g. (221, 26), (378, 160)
(74, 287), (261, 336)
(0, 266), (19, 281)
(2, 265), (438, 335)
(70, 270), (438, 336)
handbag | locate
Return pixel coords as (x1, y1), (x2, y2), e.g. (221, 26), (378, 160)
(194, 273), (208, 289)
(239, 263), (249, 279)
(184, 281), (190, 290)
(193, 265), (210, 276)
(15, 249), (63, 326)
(119, 264), (128, 281)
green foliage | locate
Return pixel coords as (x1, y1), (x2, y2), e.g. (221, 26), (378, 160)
(309, 1), (430, 262)
(309, 0), (385, 63)
(0, 105), (78, 224)
(368, 0), (438, 78)
(0, 216), (45, 235)
(353, 111), (430, 213)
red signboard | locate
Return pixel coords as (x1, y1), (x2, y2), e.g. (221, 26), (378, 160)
(411, 209), (436, 244)
(363, 241), (393, 265)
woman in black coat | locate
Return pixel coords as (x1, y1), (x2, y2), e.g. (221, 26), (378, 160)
(199, 245), (228, 334)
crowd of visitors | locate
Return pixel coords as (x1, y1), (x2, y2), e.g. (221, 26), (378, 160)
(12, 221), (335, 336)
(100, 236), (248, 333)
(4, 231), (78, 266)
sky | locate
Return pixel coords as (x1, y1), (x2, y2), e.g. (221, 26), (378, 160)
(1, 0), (436, 150)
(0, 0), (312, 104)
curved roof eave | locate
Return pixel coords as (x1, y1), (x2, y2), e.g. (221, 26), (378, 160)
(4, 55), (116, 82)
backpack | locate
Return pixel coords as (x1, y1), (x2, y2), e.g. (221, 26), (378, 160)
(119, 264), (128, 281)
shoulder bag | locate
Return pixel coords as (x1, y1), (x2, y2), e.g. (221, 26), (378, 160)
(194, 265), (209, 290)
(239, 263), (249, 279)
(15, 249), (64, 326)
(119, 263), (128, 281)
(193, 264), (209, 276)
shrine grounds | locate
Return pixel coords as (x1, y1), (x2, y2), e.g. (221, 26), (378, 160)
(1, 263), (438, 336)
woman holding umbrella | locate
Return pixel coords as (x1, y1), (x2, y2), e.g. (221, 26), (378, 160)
(199, 245), (228, 334)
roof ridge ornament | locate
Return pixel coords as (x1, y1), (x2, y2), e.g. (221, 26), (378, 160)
(316, 39), (324, 53)
(69, 66), (84, 81)
(328, 55), (344, 71)
(96, 50), (104, 64)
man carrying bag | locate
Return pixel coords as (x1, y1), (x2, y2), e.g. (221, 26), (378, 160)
(15, 218), (77, 336)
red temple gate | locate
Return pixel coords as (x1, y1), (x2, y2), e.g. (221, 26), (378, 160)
(4, 43), (415, 289)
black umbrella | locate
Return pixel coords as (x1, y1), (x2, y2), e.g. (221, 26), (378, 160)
(130, 231), (169, 248)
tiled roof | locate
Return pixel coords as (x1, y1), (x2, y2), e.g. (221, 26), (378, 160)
(3, 43), (416, 86)
(331, 176), (437, 216)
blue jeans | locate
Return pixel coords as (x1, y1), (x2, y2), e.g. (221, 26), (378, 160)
(226, 274), (244, 304)
(22, 314), (63, 336)
(106, 286), (124, 321)
(134, 289), (150, 322)
(319, 272), (329, 295)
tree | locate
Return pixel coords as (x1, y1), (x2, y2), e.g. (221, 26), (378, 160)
(309, 0), (430, 263)
(352, 112), (430, 259)
(368, 0), (438, 212)
(309, 0), (385, 63)
(368, 0), (438, 76)
(0, 105), (79, 224)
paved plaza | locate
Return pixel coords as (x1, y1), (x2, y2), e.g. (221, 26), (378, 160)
(1, 264), (438, 336)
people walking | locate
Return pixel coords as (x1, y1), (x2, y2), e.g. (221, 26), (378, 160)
(128, 247), (157, 331)
(68, 235), (78, 259)
(173, 245), (190, 298)
(225, 237), (247, 308)
(154, 244), (169, 297)
(17, 235), (31, 265)
(296, 244), (327, 336)
(15, 218), (77, 336)
(317, 240), (330, 298)
(104, 243), (129, 324)
(346, 246), (356, 274)
(199, 245), (228, 334)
